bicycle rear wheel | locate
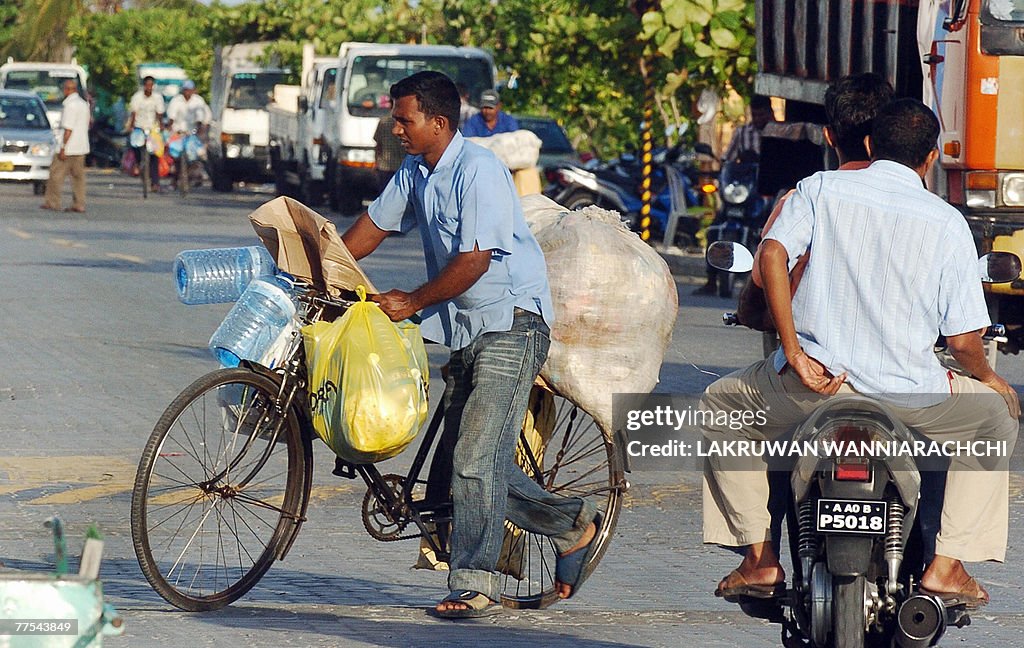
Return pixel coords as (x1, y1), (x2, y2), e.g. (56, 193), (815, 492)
(140, 149), (149, 199)
(499, 387), (626, 609)
(178, 156), (189, 196)
(131, 368), (304, 611)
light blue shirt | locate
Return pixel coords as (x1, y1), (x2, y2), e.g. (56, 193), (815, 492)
(368, 131), (554, 350)
(461, 111), (520, 138)
(767, 160), (989, 405)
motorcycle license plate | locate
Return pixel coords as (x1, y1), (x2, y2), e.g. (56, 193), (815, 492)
(0, 161), (13, 172)
(816, 499), (887, 535)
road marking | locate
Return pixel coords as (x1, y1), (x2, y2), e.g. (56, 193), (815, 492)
(0, 456), (136, 504)
(8, 228), (32, 240)
(49, 238), (88, 249)
(0, 456), (357, 506)
(105, 252), (145, 264)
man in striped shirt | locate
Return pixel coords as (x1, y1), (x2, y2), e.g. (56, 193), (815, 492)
(703, 98), (1019, 609)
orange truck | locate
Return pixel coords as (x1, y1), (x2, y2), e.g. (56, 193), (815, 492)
(755, 0), (1024, 357)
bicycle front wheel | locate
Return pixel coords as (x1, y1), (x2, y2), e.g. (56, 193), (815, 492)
(499, 387), (626, 609)
(131, 368), (305, 611)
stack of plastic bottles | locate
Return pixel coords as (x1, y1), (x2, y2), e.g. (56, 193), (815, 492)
(173, 246), (297, 367)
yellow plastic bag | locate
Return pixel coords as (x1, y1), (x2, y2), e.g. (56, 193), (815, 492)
(302, 286), (429, 463)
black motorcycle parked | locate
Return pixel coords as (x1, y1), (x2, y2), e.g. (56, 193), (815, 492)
(704, 150), (768, 298)
(543, 144), (707, 247)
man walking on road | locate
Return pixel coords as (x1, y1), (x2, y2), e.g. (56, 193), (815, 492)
(41, 79), (90, 213)
(342, 71), (600, 619)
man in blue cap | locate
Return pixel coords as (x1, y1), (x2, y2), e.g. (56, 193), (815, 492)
(461, 89), (519, 138)
(167, 80), (211, 139)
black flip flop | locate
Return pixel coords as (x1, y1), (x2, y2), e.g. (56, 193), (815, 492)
(427, 590), (502, 619)
(555, 511), (604, 600)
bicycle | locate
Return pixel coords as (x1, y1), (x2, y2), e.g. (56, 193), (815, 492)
(130, 279), (627, 612)
(170, 131), (203, 197)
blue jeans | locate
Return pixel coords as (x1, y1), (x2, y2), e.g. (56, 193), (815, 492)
(444, 309), (595, 601)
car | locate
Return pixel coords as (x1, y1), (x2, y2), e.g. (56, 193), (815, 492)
(516, 115), (580, 177)
(0, 89), (55, 195)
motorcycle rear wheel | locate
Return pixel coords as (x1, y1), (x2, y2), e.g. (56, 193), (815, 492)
(832, 574), (866, 648)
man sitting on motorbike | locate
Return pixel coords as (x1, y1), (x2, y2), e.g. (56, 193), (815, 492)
(702, 98), (1019, 609)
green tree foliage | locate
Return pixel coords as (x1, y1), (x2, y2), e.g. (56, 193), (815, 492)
(4, 0), (755, 157)
(637, 0), (757, 123)
(68, 7), (214, 102)
(2, 0), (86, 60)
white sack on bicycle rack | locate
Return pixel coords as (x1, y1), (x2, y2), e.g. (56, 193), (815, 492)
(520, 193), (679, 436)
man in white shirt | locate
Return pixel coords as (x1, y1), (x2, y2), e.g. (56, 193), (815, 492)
(41, 79), (90, 213)
(128, 76), (166, 192)
(167, 80), (210, 136)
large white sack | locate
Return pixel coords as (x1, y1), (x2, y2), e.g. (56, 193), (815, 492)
(520, 194), (679, 437)
(467, 130), (542, 170)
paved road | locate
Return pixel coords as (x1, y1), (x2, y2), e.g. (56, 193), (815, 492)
(2, 171), (1024, 647)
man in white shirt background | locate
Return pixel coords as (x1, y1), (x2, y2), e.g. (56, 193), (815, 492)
(128, 75), (166, 192)
(167, 79), (210, 137)
(41, 79), (90, 213)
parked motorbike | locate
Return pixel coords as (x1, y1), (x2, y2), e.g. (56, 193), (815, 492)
(705, 149), (769, 298)
(543, 144), (706, 247)
(708, 241), (1020, 648)
(87, 116), (128, 169)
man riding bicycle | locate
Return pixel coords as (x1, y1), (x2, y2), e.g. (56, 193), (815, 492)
(127, 76), (166, 193)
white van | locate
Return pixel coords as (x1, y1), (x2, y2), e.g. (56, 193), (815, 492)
(0, 58), (89, 136)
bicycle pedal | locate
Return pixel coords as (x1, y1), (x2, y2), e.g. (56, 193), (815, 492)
(332, 457), (358, 479)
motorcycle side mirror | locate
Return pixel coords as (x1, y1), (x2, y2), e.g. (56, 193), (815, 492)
(706, 241), (754, 273)
(979, 251), (1022, 283)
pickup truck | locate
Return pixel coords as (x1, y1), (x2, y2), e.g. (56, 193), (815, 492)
(268, 44), (337, 206)
(207, 43), (289, 192)
(322, 42), (496, 214)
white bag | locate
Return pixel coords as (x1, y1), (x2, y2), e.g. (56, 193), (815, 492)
(521, 194), (679, 437)
(467, 129), (542, 170)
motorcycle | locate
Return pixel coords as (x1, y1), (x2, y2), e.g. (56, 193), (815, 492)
(543, 143), (707, 247)
(707, 241), (1020, 648)
(705, 149), (769, 298)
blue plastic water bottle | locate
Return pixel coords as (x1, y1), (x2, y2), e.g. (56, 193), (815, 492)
(174, 246), (277, 305)
(208, 278), (297, 367)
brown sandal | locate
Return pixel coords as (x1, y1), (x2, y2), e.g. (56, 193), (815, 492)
(919, 576), (989, 609)
(714, 569), (784, 601)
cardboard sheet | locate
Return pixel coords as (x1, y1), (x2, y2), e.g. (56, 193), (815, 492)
(248, 196), (376, 295)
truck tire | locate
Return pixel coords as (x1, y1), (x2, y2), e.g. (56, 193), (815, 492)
(299, 177), (324, 208)
(211, 163), (233, 193)
(326, 160), (340, 212)
(33, 180), (45, 195)
(337, 187), (363, 217)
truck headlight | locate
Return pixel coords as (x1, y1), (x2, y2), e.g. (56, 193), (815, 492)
(1002, 174), (1024, 207)
(338, 147), (376, 168)
(226, 144), (242, 158)
(30, 143), (52, 157)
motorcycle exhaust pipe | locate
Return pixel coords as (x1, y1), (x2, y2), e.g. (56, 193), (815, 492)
(895, 595), (947, 648)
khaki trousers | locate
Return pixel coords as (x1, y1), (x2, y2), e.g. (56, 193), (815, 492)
(701, 359), (1018, 563)
(44, 154), (86, 211)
